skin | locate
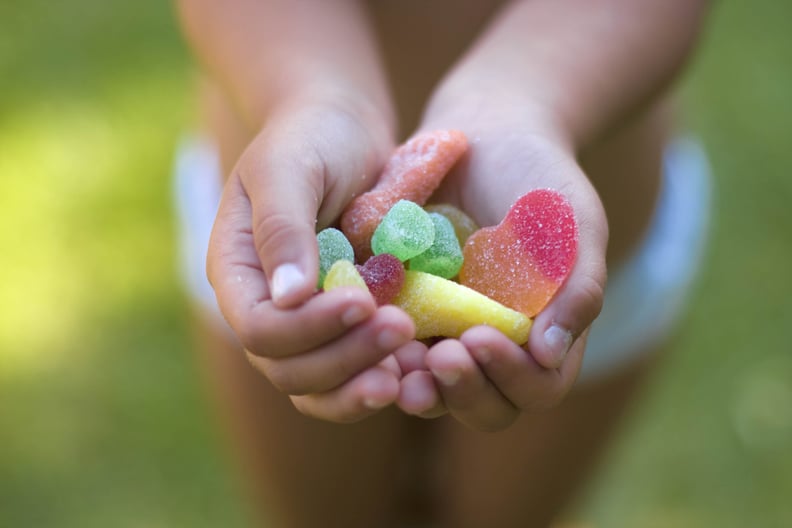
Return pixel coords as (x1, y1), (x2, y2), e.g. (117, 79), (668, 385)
(178, 0), (709, 525)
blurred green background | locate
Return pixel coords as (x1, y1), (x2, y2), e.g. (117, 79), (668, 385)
(1, 2), (790, 527)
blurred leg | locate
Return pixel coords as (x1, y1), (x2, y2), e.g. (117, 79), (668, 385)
(195, 313), (416, 528)
(433, 353), (657, 528)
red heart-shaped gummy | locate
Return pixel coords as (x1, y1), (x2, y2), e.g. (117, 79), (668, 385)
(459, 189), (578, 317)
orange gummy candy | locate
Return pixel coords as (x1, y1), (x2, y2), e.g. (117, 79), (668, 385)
(340, 130), (468, 260)
(459, 189), (578, 317)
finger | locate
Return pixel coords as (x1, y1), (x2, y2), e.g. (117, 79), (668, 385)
(529, 176), (608, 369)
(461, 325), (585, 411)
(397, 370), (446, 418)
(206, 171), (269, 321)
(379, 354), (402, 379)
(243, 287), (378, 358)
(393, 340), (429, 375)
(236, 130), (323, 308)
(246, 305), (414, 395)
(239, 108), (392, 309)
(425, 339), (519, 431)
(290, 366), (400, 424)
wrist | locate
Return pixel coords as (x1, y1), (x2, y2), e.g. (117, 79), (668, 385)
(263, 83), (397, 150)
(420, 83), (576, 155)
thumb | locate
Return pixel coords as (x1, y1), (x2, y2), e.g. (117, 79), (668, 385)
(529, 180), (608, 370)
(236, 129), (323, 309)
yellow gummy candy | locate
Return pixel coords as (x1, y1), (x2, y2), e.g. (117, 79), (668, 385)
(323, 260), (368, 292)
(392, 270), (532, 344)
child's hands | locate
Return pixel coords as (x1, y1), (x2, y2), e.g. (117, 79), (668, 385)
(206, 99), (418, 423)
(397, 117), (608, 431)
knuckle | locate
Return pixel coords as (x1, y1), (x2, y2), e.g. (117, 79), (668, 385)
(252, 211), (303, 261)
(327, 352), (358, 390)
(236, 321), (260, 354)
(236, 314), (273, 356)
(255, 358), (299, 394)
(265, 130), (327, 191)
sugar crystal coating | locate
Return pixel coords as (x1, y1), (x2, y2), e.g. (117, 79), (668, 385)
(459, 189), (578, 317)
(424, 204), (479, 245)
(356, 253), (405, 306)
(408, 212), (463, 279)
(506, 189), (578, 281)
(340, 130), (468, 260)
(460, 228), (557, 317)
(323, 260), (368, 293)
(317, 228), (354, 288)
(371, 200), (435, 261)
(392, 271), (532, 344)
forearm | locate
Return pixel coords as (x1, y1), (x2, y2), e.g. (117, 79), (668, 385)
(176, 0), (395, 133)
(424, 0), (709, 149)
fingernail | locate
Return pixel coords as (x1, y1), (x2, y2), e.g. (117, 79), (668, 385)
(544, 324), (573, 367)
(377, 328), (408, 350)
(342, 305), (368, 327)
(431, 367), (460, 387)
(271, 264), (304, 303)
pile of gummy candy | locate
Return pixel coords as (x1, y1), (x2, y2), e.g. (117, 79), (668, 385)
(316, 130), (578, 345)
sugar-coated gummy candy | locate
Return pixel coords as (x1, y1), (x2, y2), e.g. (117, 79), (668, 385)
(316, 228), (354, 288)
(323, 260), (368, 293)
(424, 204), (479, 245)
(356, 254), (405, 306)
(371, 200), (435, 262)
(460, 189), (578, 317)
(392, 271), (532, 344)
(340, 130), (468, 260)
(408, 213), (463, 279)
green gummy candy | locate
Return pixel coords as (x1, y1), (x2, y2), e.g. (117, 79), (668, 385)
(371, 200), (435, 262)
(317, 228), (354, 288)
(408, 212), (464, 279)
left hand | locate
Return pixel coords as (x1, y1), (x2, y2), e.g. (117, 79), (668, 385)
(395, 110), (608, 431)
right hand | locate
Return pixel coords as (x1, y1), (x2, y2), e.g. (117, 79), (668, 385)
(206, 97), (417, 423)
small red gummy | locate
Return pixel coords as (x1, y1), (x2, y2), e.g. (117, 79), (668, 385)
(356, 254), (405, 306)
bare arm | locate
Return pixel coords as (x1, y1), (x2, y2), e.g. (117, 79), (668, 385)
(425, 0), (709, 148)
(176, 0), (395, 132)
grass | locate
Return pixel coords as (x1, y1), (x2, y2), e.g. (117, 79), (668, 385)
(569, 4), (792, 526)
(1, 1), (791, 526)
(0, 2), (249, 526)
